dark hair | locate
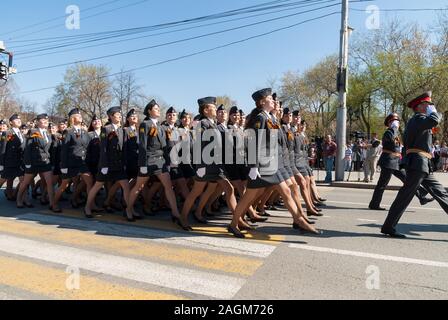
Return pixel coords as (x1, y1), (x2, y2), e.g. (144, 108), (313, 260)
(198, 104), (208, 120)
(245, 106), (263, 129)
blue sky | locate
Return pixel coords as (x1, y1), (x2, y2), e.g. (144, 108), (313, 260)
(1, 0), (447, 114)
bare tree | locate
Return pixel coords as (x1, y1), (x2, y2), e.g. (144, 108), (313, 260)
(113, 69), (141, 117)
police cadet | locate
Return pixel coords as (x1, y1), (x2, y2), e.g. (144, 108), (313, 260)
(48, 122), (63, 197)
(86, 115), (102, 177)
(126, 100), (182, 223)
(52, 108), (95, 213)
(226, 106), (264, 222)
(0, 119), (8, 133)
(177, 110), (196, 181)
(381, 92), (448, 238)
(369, 113), (432, 211)
(0, 114), (26, 201)
(17, 114), (55, 209)
(180, 97), (242, 231)
(282, 108), (317, 216)
(57, 119), (68, 135)
(124, 109), (140, 182)
(84, 107), (130, 219)
(161, 107), (190, 200)
(229, 88), (319, 238)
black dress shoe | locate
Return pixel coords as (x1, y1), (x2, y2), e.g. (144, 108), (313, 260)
(420, 197), (435, 206)
(307, 211), (323, 217)
(315, 208), (323, 212)
(293, 223), (322, 235)
(143, 207), (156, 216)
(369, 206), (386, 211)
(193, 214), (208, 224)
(50, 206), (62, 213)
(227, 225), (245, 238)
(314, 202), (325, 207)
(381, 229), (406, 238)
(24, 202), (35, 208)
(103, 205), (115, 213)
(259, 211), (271, 217)
(70, 199), (80, 209)
(133, 215), (144, 220)
(239, 224), (255, 231)
(250, 217), (268, 223)
(83, 208), (94, 219)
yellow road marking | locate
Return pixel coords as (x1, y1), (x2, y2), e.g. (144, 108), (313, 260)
(0, 218), (262, 276)
(0, 256), (184, 300)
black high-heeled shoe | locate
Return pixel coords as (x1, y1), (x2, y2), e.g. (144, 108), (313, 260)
(70, 199), (80, 209)
(307, 211), (323, 217)
(103, 204), (115, 213)
(24, 202), (35, 208)
(293, 223), (321, 235)
(84, 208), (94, 219)
(50, 205), (62, 213)
(133, 214), (143, 220)
(143, 207), (156, 216)
(249, 216), (268, 223)
(192, 214), (207, 224)
(318, 198), (327, 202)
(172, 216), (192, 231)
(227, 225), (245, 238)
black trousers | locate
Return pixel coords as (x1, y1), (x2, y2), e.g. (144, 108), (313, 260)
(369, 168), (427, 208)
(382, 170), (448, 232)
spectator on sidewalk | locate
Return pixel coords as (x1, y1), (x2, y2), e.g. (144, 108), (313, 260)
(440, 142), (448, 172)
(432, 140), (441, 171)
(363, 133), (382, 182)
(322, 135), (337, 183)
(344, 143), (353, 172)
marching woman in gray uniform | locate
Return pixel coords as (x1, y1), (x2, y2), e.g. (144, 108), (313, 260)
(123, 109), (140, 182)
(272, 99), (319, 221)
(86, 115), (102, 177)
(180, 97), (243, 231)
(0, 114), (26, 201)
(177, 110), (196, 182)
(16, 114), (55, 209)
(84, 107), (130, 220)
(52, 108), (95, 213)
(382, 92), (448, 238)
(229, 88), (319, 238)
(126, 100), (182, 223)
(369, 113), (432, 211)
(161, 107), (190, 201)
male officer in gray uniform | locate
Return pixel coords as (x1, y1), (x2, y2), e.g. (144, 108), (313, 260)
(381, 92), (448, 238)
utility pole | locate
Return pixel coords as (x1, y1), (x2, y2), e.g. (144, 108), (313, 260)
(0, 41), (16, 83)
(335, 0), (349, 181)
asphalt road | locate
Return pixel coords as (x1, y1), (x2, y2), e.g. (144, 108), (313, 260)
(0, 186), (447, 300)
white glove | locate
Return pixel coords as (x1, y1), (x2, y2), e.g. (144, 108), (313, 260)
(390, 120), (399, 130)
(0, 166), (3, 171)
(25, 165), (31, 169)
(249, 168), (261, 181)
(196, 167), (206, 178)
(61, 168), (68, 174)
(166, 166), (171, 172)
(101, 168), (109, 175)
(140, 167), (148, 175)
(426, 104), (437, 116)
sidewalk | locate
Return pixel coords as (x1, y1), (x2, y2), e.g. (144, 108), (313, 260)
(315, 169), (448, 191)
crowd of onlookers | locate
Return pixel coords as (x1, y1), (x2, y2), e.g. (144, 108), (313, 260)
(431, 140), (448, 172)
(307, 134), (448, 184)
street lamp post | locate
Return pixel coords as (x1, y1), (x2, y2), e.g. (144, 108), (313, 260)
(335, 0), (352, 181)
